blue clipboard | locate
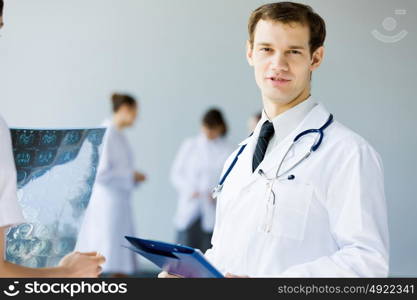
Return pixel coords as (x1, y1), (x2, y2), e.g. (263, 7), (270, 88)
(124, 236), (224, 278)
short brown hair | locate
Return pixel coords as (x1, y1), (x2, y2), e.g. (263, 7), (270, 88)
(248, 2), (326, 55)
(111, 93), (137, 112)
(0, 0), (4, 17)
(202, 108), (228, 137)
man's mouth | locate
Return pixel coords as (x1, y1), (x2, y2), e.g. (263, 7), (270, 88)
(267, 76), (292, 86)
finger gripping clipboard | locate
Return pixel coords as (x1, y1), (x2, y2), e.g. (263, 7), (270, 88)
(124, 236), (224, 278)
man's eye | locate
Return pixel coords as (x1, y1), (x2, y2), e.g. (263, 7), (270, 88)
(260, 48), (272, 52)
(289, 50), (301, 54)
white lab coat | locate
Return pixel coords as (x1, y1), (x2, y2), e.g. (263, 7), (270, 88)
(171, 134), (232, 232)
(205, 103), (389, 277)
(76, 120), (138, 274)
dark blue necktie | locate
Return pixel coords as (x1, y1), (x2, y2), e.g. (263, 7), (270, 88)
(252, 121), (275, 172)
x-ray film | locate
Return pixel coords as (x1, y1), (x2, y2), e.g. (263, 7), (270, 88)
(6, 128), (106, 268)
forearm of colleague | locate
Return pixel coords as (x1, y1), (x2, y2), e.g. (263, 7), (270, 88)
(0, 227), (105, 278)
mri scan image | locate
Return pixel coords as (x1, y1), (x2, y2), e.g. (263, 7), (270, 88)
(6, 128), (105, 268)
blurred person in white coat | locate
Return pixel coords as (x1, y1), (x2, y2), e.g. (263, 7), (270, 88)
(76, 93), (146, 277)
(171, 109), (232, 252)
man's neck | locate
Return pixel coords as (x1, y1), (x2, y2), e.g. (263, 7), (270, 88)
(263, 87), (311, 120)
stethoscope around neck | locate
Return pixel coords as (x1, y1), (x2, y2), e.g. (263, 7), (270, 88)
(212, 113), (334, 200)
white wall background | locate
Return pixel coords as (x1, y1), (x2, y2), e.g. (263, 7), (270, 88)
(0, 0), (416, 276)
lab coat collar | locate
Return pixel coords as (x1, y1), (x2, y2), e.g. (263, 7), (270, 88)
(238, 135), (253, 146)
(238, 102), (332, 189)
(238, 108), (268, 146)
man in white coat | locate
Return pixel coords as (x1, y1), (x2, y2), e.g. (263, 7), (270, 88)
(171, 109), (232, 252)
(160, 2), (389, 278)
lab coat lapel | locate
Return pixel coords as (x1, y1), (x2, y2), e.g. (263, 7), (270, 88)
(240, 103), (332, 188)
(233, 134), (258, 188)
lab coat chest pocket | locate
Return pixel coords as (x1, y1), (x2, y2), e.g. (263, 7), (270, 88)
(260, 181), (314, 241)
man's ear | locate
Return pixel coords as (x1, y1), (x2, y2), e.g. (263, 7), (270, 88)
(246, 40), (254, 66)
(309, 46), (324, 71)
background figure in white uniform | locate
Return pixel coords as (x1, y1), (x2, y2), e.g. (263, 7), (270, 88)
(171, 109), (232, 252)
(76, 93), (146, 277)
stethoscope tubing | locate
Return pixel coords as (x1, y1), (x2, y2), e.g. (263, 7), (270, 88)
(213, 114), (334, 199)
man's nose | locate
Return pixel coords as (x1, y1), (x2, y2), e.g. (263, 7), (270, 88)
(270, 53), (289, 72)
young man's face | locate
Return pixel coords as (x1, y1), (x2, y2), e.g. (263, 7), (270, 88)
(247, 19), (324, 106)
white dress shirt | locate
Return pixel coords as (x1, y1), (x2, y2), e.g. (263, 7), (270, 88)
(263, 96), (317, 154)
